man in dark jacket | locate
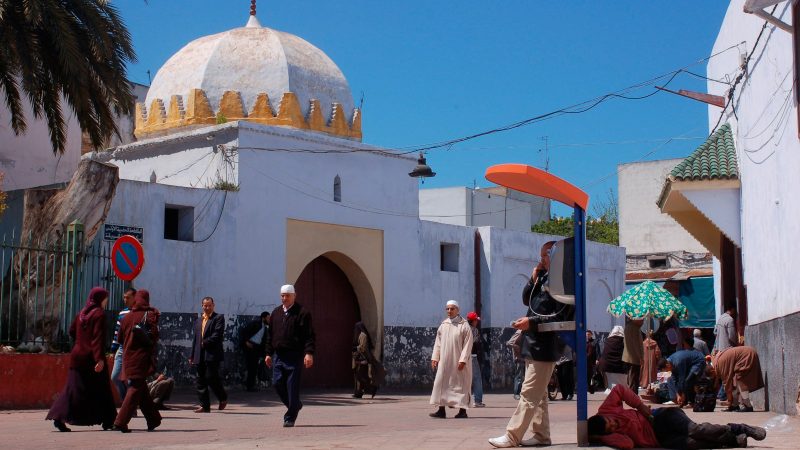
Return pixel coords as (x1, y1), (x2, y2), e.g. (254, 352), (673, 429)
(189, 296), (228, 413)
(240, 311), (270, 391)
(489, 241), (566, 448)
(265, 284), (315, 427)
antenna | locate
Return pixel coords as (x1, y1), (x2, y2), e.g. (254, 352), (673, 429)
(540, 136), (550, 172)
(146, 70), (151, 85)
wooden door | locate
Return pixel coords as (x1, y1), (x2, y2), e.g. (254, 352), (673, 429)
(294, 256), (360, 388)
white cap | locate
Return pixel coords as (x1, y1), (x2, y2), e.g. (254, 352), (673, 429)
(446, 299), (459, 308)
(280, 284), (295, 294)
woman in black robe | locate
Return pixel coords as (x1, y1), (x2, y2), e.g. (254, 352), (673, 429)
(46, 287), (116, 431)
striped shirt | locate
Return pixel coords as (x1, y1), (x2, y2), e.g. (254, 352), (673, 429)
(111, 307), (130, 352)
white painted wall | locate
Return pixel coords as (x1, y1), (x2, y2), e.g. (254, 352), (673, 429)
(103, 122), (626, 335)
(618, 159), (706, 254)
(478, 227), (626, 333)
(420, 187), (532, 232)
(0, 97), (82, 191)
(708, 0), (800, 324)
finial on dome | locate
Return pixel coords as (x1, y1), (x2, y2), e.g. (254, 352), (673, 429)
(245, 0), (262, 28)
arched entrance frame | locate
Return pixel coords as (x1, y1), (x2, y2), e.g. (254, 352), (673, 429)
(285, 219), (383, 359)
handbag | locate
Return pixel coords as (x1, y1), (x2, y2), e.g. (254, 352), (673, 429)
(132, 311), (154, 348)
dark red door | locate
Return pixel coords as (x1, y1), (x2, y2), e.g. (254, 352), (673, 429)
(294, 256), (360, 388)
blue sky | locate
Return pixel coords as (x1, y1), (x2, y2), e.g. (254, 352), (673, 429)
(119, 1), (732, 216)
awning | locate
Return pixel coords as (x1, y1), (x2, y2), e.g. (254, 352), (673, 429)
(677, 277), (716, 328)
(657, 124), (741, 259)
(624, 277), (716, 328)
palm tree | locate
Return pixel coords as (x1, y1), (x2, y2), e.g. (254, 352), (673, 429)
(0, 0), (136, 154)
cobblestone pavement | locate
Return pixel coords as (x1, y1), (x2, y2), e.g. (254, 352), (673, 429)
(1, 388), (796, 449)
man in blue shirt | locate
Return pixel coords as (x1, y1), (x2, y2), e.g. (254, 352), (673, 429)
(657, 339), (706, 407)
(111, 288), (136, 400)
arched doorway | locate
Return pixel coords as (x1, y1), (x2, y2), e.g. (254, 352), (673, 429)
(294, 255), (360, 388)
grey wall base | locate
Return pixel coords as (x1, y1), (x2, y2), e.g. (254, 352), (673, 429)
(746, 310), (800, 415)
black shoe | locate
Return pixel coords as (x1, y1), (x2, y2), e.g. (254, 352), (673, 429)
(729, 423), (766, 441)
(147, 421), (161, 432)
(454, 408), (468, 419)
(283, 420), (295, 427)
(102, 422), (113, 431)
(429, 407), (446, 418)
(113, 425), (131, 433)
(53, 420), (71, 432)
(737, 405), (754, 412)
(352, 393), (363, 398)
(724, 405), (740, 412)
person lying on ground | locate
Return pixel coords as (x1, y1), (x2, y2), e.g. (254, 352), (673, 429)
(587, 384), (766, 449)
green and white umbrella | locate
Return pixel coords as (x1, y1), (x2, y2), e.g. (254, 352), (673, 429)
(607, 280), (688, 320)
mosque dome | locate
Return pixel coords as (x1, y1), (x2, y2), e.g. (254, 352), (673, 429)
(135, 14), (361, 140)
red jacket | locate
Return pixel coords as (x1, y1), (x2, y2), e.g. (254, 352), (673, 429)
(595, 384), (660, 449)
(68, 308), (106, 370)
(119, 294), (160, 380)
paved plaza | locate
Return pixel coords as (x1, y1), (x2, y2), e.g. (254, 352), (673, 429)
(1, 388), (796, 450)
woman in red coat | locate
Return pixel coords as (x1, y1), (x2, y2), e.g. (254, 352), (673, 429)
(46, 287), (116, 431)
(113, 289), (161, 432)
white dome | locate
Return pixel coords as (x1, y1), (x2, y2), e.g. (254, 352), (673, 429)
(145, 21), (354, 120)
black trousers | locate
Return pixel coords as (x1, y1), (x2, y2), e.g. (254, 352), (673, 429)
(628, 364), (641, 392)
(243, 348), (262, 389)
(197, 361), (227, 409)
(273, 351), (304, 422)
(653, 407), (739, 449)
(556, 361), (574, 398)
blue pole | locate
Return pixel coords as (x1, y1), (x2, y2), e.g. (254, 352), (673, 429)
(573, 205), (588, 446)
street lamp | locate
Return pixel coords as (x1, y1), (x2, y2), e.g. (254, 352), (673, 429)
(408, 152), (436, 181)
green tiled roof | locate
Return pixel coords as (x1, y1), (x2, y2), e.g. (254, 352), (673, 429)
(670, 123), (738, 181)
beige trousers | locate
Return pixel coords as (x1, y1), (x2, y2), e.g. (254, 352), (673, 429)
(505, 359), (556, 445)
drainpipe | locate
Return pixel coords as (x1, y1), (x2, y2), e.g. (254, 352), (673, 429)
(474, 229), (482, 317)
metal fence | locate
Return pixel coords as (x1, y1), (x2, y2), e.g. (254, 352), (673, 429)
(0, 221), (127, 351)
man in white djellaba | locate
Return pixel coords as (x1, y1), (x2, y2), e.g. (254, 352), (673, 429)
(429, 299), (473, 419)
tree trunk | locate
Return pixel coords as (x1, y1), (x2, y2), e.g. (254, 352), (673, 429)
(13, 160), (118, 349)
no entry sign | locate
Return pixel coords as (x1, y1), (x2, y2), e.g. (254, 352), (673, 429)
(111, 235), (145, 281)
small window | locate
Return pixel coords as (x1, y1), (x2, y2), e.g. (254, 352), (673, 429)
(647, 255), (668, 269)
(440, 243), (459, 272)
(334, 175), (341, 202)
(164, 205), (194, 241)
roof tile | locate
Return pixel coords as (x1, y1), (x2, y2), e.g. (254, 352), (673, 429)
(670, 123), (738, 181)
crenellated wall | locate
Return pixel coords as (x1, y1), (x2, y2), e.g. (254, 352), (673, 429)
(135, 89), (362, 141)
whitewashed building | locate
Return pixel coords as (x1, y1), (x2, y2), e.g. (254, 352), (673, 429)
(659, 0), (800, 414)
(5, 11), (626, 388)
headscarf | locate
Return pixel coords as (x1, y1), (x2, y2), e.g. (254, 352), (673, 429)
(132, 289), (151, 310)
(352, 321), (373, 350)
(609, 325), (625, 339)
(79, 287), (108, 328)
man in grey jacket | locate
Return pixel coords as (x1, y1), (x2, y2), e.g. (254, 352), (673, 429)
(714, 307), (738, 353)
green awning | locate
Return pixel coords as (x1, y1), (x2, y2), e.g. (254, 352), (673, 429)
(677, 277), (716, 328)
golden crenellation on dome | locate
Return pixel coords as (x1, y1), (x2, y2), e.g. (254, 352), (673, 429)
(134, 89), (362, 140)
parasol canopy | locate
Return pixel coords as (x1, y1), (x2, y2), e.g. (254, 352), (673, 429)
(607, 280), (688, 320)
